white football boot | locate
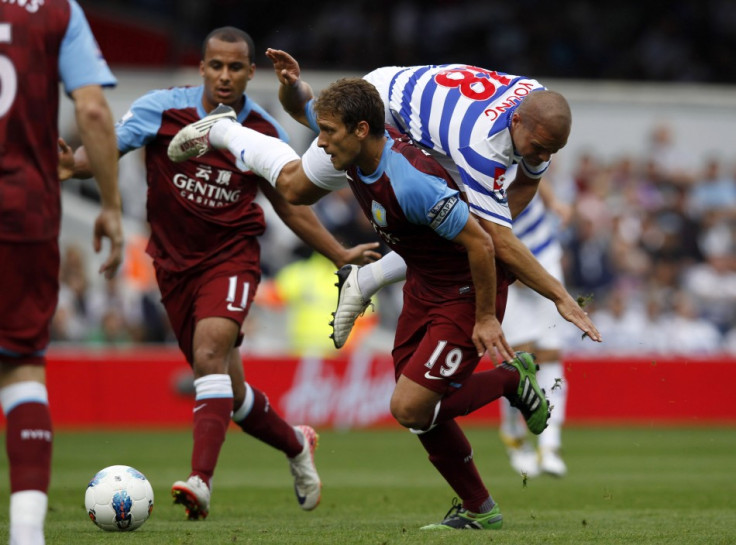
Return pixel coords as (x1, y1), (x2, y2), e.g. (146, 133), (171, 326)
(171, 475), (211, 520)
(330, 265), (372, 349)
(500, 433), (541, 478)
(167, 103), (236, 162)
(539, 447), (568, 477)
(288, 425), (322, 510)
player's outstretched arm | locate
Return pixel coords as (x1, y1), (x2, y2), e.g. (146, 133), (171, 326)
(266, 48), (314, 128)
(258, 180), (381, 267)
(71, 84), (124, 279)
(482, 219), (602, 343)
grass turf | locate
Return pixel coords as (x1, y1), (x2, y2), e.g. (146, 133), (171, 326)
(0, 426), (734, 544)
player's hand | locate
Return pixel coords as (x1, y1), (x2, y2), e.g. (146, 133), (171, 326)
(472, 315), (515, 363)
(93, 207), (124, 279)
(266, 48), (301, 86)
(58, 138), (75, 182)
(337, 242), (381, 267)
(555, 295), (602, 342)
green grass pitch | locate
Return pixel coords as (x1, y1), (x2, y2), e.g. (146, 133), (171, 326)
(0, 426), (734, 544)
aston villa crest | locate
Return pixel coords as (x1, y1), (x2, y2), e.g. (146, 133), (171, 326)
(371, 200), (388, 227)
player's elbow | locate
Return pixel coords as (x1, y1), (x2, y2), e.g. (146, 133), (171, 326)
(274, 181), (309, 205)
(274, 162), (326, 205)
(487, 227), (515, 262)
(74, 88), (112, 126)
(76, 100), (108, 124)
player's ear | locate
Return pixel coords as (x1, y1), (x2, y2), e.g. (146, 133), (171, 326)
(355, 120), (370, 139)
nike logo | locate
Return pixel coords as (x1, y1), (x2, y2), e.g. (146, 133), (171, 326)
(193, 403), (207, 413)
(295, 484), (307, 505)
(424, 371), (444, 381)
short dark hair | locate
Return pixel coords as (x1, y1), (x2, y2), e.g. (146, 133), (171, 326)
(201, 27), (255, 63)
(314, 78), (385, 136)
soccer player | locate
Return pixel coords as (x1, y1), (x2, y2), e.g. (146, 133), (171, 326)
(0, 1), (123, 543)
(58, 27), (379, 520)
(171, 76), (553, 529)
(499, 179), (575, 477)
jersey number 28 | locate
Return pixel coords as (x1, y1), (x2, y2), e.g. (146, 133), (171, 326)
(435, 66), (511, 101)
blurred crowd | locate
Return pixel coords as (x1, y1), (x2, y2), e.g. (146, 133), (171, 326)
(82, 0), (736, 83)
(552, 124), (736, 355)
(54, 123), (736, 356)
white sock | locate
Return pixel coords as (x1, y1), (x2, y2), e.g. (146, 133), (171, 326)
(357, 251), (407, 299)
(10, 490), (46, 545)
(538, 423), (562, 451)
(210, 121), (299, 185)
(9, 525), (44, 545)
(193, 374), (233, 401)
(536, 361), (566, 450)
(499, 397), (526, 440)
(208, 118), (238, 148)
(231, 382), (254, 422)
(0, 381), (48, 414)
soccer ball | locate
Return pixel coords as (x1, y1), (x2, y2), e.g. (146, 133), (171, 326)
(85, 465), (154, 531)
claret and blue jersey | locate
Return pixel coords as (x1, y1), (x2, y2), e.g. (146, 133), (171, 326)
(345, 130), (477, 299)
(0, 0), (115, 242)
(349, 132), (468, 241)
(114, 85), (289, 273)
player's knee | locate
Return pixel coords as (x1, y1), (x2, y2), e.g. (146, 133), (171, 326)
(390, 398), (430, 429)
(192, 346), (228, 377)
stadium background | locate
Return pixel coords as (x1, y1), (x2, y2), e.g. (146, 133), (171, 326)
(28, 0), (736, 428)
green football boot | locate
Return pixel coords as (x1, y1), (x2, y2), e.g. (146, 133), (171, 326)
(504, 351), (551, 435)
(421, 498), (503, 530)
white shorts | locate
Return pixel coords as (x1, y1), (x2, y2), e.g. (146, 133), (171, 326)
(502, 249), (571, 350)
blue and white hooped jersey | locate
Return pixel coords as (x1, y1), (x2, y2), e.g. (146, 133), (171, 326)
(363, 65), (549, 229)
(511, 189), (562, 268)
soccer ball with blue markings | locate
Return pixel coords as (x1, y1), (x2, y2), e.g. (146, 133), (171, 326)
(85, 465), (154, 531)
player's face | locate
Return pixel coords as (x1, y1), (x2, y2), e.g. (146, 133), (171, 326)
(200, 38), (255, 112)
(316, 113), (362, 171)
(511, 112), (566, 166)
